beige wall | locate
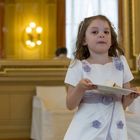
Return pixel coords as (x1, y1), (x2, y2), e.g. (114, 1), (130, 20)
(122, 0), (140, 73)
(0, 59), (69, 139)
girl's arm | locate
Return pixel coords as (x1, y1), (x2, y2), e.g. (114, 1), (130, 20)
(122, 82), (139, 109)
(66, 79), (96, 110)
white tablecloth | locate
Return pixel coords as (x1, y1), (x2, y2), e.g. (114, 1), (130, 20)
(126, 112), (140, 140)
(127, 97), (140, 115)
(31, 97), (140, 140)
(31, 96), (74, 140)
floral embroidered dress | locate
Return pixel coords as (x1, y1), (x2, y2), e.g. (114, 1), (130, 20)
(64, 55), (133, 140)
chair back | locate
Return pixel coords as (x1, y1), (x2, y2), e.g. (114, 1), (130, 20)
(36, 86), (67, 110)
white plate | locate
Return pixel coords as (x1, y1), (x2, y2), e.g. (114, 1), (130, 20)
(89, 85), (134, 95)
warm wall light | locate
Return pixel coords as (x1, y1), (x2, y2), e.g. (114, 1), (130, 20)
(25, 22), (43, 48)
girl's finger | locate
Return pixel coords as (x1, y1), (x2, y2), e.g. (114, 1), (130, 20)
(92, 84), (97, 89)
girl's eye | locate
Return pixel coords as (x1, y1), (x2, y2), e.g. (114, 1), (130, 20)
(92, 31), (98, 34)
(104, 31), (110, 34)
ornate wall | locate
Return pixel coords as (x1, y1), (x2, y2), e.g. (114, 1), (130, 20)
(121, 0), (140, 85)
(0, 59), (70, 139)
(0, 0), (4, 58)
(0, 0), (67, 139)
(0, 0), (65, 60)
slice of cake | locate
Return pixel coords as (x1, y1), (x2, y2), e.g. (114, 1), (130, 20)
(112, 83), (120, 88)
(104, 81), (120, 88)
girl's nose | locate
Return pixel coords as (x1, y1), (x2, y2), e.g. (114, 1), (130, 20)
(99, 33), (105, 38)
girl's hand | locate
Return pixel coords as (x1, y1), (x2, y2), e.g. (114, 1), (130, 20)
(66, 79), (97, 110)
(122, 87), (140, 109)
(130, 87), (140, 98)
(78, 78), (97, 91)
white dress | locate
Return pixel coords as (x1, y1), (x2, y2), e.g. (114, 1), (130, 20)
(64, 56), (133, 140)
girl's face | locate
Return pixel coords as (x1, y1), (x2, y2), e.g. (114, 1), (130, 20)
(84, 19), (112, 55)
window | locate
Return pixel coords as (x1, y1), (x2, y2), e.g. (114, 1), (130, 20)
(66, 0), (118, 58)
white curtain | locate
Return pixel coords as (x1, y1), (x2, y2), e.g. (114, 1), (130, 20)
(66, 0), (118, 58)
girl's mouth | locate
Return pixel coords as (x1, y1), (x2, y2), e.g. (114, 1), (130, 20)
(97, 41), (106, 44)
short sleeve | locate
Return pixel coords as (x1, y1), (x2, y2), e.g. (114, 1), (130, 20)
(64, 59), (83, 86)
(120, 55), (134, 83)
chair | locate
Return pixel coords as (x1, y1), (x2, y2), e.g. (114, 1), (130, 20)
(126, 111), (140, 140)
(30, 86), (75, 140)
(127, 96), (140, 115)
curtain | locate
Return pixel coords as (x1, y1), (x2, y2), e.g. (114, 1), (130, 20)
(66, 0), (118, 58)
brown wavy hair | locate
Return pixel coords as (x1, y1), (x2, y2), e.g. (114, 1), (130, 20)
(74, 15), (124, 60)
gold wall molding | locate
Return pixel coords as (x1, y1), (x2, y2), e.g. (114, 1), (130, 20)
(122, 0), (135, 70)
(3, 0), (57, 59)
(122, 0), (140, 84)
(122, 0), (140, 71)
(2, 0), (65, 59)
(0, 59), (69, 138)
(0, 59), (69, 83)
(57, 0), (66, 48)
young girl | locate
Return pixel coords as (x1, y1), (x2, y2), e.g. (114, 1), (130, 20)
(64, 15), (139, 140)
